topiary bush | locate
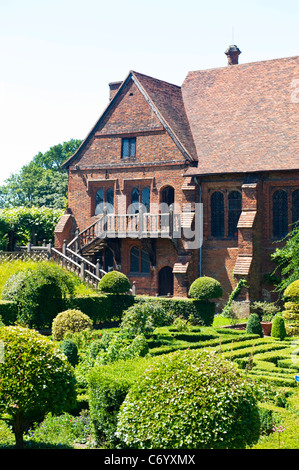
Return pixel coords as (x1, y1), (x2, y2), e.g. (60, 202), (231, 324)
(61, 338), (79, 366)
(188, 276), (223, 300)
(98, 271), (131, 294)
(116, 349), (260, 449)
(52, 309), (93, 341)
(0, 326), (76, 448)
(271, 314), (287, 340)
(282, 280), (299, 335)
(246, 314), (264, 338)
(1, 262), (77, 329)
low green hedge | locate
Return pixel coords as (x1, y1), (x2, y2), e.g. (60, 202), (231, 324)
(66, 294), (134, 324)
(88, 356), (153, 448)
(135, 295), (215, 326)
(0, 300), (18, 325)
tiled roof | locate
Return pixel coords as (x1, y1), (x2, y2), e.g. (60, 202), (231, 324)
(182, 56), (299, 175)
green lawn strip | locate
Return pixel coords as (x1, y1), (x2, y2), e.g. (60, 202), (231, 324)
(252, 391), (299, 449)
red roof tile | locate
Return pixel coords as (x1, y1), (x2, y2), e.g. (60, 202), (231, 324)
(182, 56), (299, 175)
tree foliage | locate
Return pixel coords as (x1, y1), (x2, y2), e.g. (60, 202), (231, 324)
(0, 139), (81, 210)
(0, 206), (63, 249)
(271, 227), (299, 293)
(0, 326), (77, 448)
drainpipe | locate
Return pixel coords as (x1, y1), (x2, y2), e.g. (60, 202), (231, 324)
(194, 177), (202, 278)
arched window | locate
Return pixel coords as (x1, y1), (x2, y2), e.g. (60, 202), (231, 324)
(95, 188), (104, 215)
(273, 190), (288, 238)
(142, 187), (150, 212)
(211, 191), (224, 237)
(130, 246), (150, 273)
(95, 188), (114, 215)
(228, 191), (242, 237)
(292, 189), (299, 228)
(130, 187), (140, 214)
(161, 186), (174, 207)
(106, 188), (114, 213)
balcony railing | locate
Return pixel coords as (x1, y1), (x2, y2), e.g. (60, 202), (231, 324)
(68, 209), (184, 253)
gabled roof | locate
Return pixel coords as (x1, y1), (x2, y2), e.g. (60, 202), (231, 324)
(62, 70), (197, 168)
(182, 55), (299, 176)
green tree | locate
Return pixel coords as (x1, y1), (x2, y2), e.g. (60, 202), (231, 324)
(0, 326), (77, 448)
(0, 206), (63, 249)
(0, 139), (81, 209)
(271, 226), (299, 293)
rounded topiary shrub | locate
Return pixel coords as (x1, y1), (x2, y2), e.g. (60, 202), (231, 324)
(52, 309), (93, 341)
(98, 271), (131, 294)
(246, 314), (263, 338)
(1, 262), (76, 329)
(271, 314), (287, 340)
(283, 281), (299, 335)
(188, 276), (222, 300)
(0, 326), (76, 448)
(116, 349), (260, 449)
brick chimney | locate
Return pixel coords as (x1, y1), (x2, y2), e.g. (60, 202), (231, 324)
(225, 45), (241, 65)
(109, 81), (122, 101)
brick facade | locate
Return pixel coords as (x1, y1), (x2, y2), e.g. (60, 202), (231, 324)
(55, 52), (299, 307)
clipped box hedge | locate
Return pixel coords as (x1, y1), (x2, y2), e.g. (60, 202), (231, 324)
(88, 356), (153, 448)
(65, 294), (134, 324)
(0, 300), (18, 325)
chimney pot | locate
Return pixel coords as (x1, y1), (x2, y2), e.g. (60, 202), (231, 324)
(109, 81), (122, 101)
(225, 45), (241, 65)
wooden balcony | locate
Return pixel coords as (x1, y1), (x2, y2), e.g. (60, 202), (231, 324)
(69, 209), (194, 254)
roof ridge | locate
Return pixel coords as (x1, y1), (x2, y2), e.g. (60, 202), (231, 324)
(185, 54), (299, 77)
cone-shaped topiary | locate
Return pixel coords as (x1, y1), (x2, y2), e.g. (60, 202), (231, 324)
(283, 280), (299, 301)
(246, 313), (263, 338)
(271, 314), (286, 340)
(282, 281), (299, 335)
(188, 276), (222, 300)
(98, 271), (131, 294)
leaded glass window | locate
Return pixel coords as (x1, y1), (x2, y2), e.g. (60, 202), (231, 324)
(273, 189), (288, 238)
(211, 191), (224, 237)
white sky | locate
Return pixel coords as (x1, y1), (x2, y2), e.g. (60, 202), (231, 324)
(0, 0), (298, 185)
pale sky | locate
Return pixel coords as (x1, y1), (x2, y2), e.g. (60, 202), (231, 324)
(0, 0), (298, 185)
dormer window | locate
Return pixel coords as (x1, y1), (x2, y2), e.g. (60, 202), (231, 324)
(121, 137), (136, 158)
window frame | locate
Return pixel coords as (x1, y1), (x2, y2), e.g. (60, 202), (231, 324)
(129, 245), (150, 274)
(94, 187), (114, 216)
(121, 137), (136, 159)
(210, 189), (242, 239)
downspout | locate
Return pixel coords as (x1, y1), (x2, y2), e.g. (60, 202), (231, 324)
(194, 176), (202, 277)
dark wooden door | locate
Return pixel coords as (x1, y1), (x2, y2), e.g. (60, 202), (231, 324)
(158, 266), (173, 296)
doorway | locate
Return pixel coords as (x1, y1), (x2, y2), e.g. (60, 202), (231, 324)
(158, 266), (173, 296)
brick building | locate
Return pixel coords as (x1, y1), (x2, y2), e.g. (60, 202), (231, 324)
(55, 47), (299, 306)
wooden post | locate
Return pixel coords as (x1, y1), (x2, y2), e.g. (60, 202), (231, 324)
(75, 228), (79, 253)
(80, 262), (85, 281)
(96, 259), (100, 278)
(27, 241), (31, 253)
(47, 240), (52, 259)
